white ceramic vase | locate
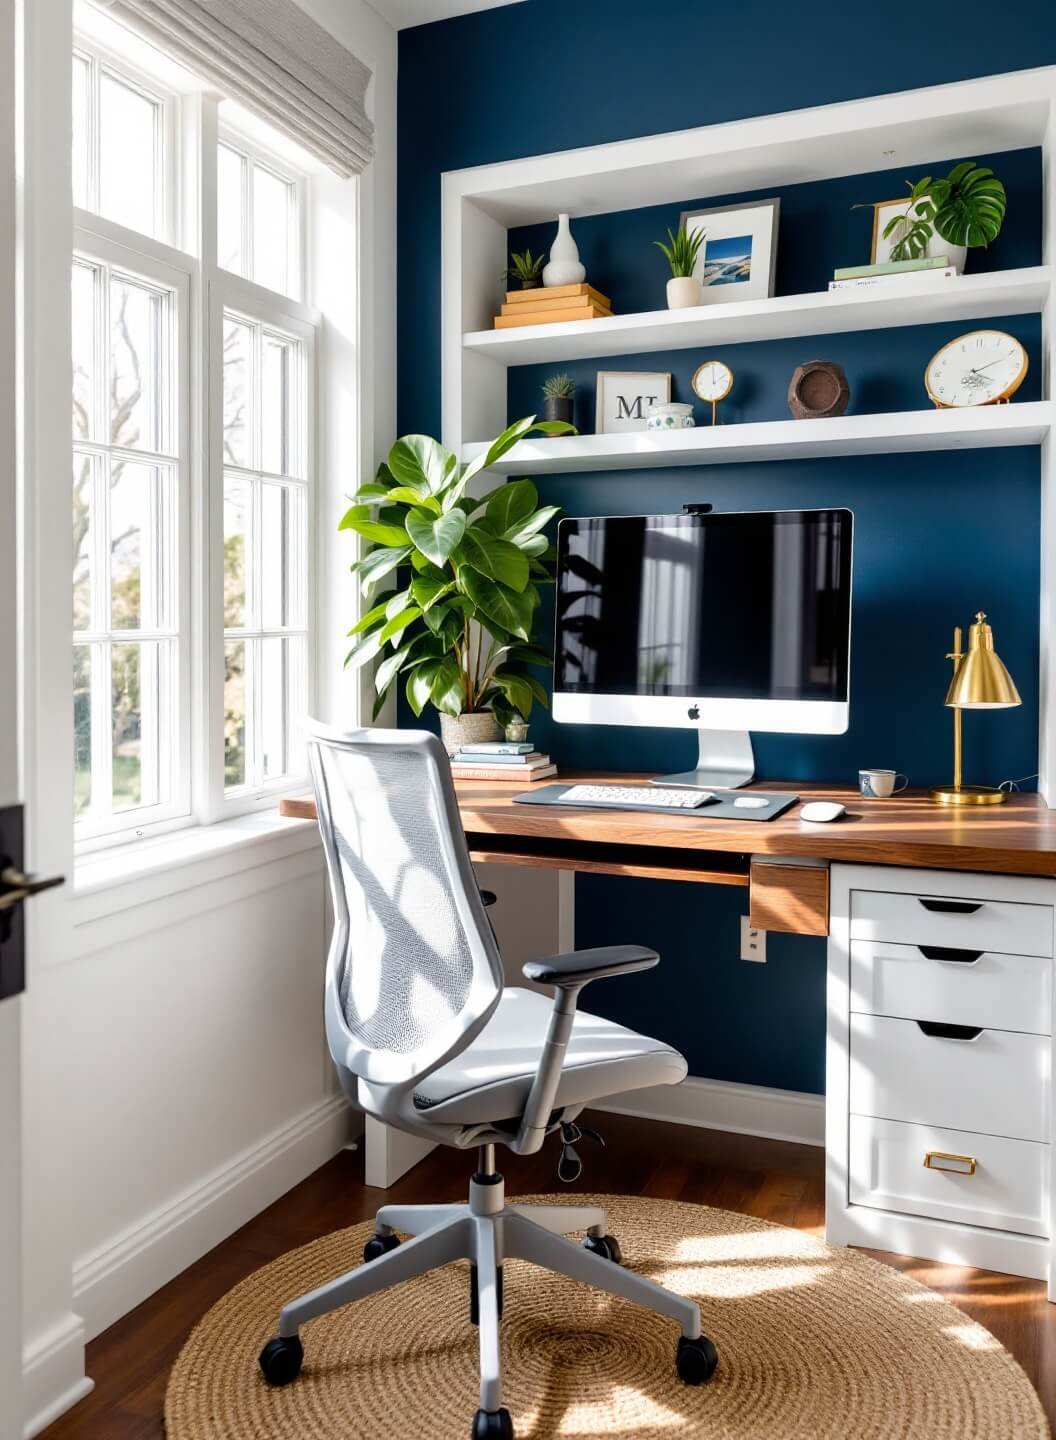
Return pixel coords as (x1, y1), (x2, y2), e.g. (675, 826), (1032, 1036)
(666, 275), (702, 309)
(543, 213), (586, 287)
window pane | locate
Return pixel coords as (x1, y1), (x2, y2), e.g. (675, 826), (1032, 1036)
(72, 261), (96, 440)
(73, 646), (93, 817)
(111, 274), (164, 452)
(224, 475), (251, 627)
(260, 637), (286, 780)
(217, 143), (245, 276)
(98, 72), (160, 237)
(222, 318), (253, 468)
(111, 640), (143, 810)
(261, 335), (288, 475)
(73, 452), (94, 630)
(110, 459), (168, 631)
(252, 166), (292, 294)
(224, 640), (246, 788)
(261, 483), (306, 630)
(72, 53), (90, 211)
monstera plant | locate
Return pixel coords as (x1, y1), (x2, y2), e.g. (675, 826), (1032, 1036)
(341, 415), (573, 734)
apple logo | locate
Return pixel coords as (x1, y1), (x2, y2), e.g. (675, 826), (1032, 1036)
(687, 704), (700, 720)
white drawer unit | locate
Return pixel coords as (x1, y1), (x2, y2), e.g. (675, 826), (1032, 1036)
(849, 938), (1052, 1035)
(849, 1115), (1049, 1238)
(849, 1012), (1049, 1142)
(828, 863), (1056, 1294)
(849, 888), (1053, 957)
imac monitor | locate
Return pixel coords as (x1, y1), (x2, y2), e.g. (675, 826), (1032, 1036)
(552, 508), (853, 788)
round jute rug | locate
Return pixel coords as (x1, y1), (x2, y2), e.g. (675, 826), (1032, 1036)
(165, 1193), (1047, 1439)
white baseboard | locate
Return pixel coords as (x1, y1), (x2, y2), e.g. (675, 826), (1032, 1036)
(73, 1095), (354, 1341)
(595, 1075), (825, 1147)
(22, 1311), (93, 1440)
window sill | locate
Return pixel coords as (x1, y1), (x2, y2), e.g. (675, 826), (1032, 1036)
(73, 808), (322, 926)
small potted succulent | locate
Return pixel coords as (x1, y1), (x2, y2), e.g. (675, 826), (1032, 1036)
(654, 223), (706, 309)
(541, 373), (575, 427)
(503, 249), (546, 290)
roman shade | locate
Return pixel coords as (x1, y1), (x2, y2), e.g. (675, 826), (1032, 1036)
(98, 0), (374, 176)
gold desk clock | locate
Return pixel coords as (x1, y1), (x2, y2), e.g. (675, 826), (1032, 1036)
(931, 612), (1021, 806)
(691, 359), (734, 424)
(925, 330), (1028, 408)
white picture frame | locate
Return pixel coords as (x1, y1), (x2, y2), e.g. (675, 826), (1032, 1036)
(681, 198), (780, 305)
(870, 195), (951, 266)
(595, 370), (672, 433)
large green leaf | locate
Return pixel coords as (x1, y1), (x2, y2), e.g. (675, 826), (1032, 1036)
(504, 642), (552, 667)
(458, 415), (575, 492)
(384, 486), (442, 513)
(339, 505), (408, 548)
(489, 670), (533, 719)
(347, 597), (389, 638)
(410, 574), (453, 612)
(406, 507), (467, 566)
(459, 568), (534, 641)
(375, 644), (413, 695)
(485, 478), (538, 536)
(344, 627), (385, 671)
(410, 656), (464, 716)
(455, 527), (529, 592)
(384, 588), (412, 621)
(388, 434), (458, 496)
(377, 606), (421, 645)
(353, 544), (411, 596)
(405, 663), (434, 717)
(503, 505), (561, 547)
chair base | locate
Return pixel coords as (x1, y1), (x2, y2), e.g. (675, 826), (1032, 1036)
(263, 1168), (713, 1436)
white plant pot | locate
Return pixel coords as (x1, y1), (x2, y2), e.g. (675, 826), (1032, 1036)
(666, 276), (702, 309)
(543, 212), (586, 287)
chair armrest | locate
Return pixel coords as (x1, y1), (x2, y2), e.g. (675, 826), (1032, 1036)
(478, 888), (497, 909)
(522, 944), (658, 988)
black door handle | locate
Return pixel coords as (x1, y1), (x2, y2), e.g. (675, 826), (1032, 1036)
(918, 898), (983, 915)
(0, 865), (64, 911)
(918, 945), (984, 964)
(917, 1020), (983, 1041)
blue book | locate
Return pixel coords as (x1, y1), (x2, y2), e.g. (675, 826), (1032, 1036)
(452, 751), (546, 766)
(458, 742), (535, 755)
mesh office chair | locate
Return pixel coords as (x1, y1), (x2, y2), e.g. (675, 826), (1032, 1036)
(259, 724), (718, 1440)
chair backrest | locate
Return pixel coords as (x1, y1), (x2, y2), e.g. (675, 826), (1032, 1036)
(307, 722), (505, 1088)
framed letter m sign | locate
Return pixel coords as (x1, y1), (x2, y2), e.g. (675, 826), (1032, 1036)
(596, 370), (672, 433)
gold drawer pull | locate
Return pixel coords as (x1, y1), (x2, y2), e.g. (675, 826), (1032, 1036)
(924, 1150), (977, 1176)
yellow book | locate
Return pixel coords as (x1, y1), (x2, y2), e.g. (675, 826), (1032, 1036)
(493, 305), (611, 329)
(504, 282), (611, 308)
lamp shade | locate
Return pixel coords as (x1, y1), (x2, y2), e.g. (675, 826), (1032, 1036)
(944, 612), (1022, 710)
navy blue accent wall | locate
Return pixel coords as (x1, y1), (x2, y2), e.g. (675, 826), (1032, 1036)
(396, 0), (1051, 1093)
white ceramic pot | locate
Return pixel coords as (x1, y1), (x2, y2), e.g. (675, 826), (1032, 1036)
(439, 710), (501, 757)
(666, 275), (702, 309)
(543, 213), (586, 288)
(646, 402), (696, 431)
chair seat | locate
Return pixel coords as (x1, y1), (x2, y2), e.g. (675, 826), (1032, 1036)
(408, 987), (687, 1125)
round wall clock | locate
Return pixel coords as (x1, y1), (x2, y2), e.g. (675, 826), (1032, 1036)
(787, 360), (850, 420)
(925, 330), (1028, 408)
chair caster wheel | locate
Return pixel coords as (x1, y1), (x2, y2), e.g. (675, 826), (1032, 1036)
(258, 1334), (303, 1386)
(583, 1233), (622, 1264)
(676, 1333), (719, 1385)
(363, 1231), (400, 1263)
(470, 1262), (503, 1325)
(472, 1407), (513, 1439)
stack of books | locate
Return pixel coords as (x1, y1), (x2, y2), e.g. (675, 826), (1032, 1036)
(450, 741), (557, 782)
(828, 256), (959, 292)
(493, 283), (612, 329)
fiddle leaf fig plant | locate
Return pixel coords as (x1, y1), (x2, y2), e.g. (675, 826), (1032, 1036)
(341, 415), (573, 724)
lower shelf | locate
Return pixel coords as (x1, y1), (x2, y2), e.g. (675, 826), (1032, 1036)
(466, 831), (750, 886)
(463, 402), (1054, 474)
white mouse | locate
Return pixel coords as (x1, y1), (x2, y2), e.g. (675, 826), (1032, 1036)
(800, 801), (846, 823)
(733, 796), (770, 809)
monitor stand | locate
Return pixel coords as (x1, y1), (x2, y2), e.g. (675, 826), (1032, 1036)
(651, 729), (755, 791)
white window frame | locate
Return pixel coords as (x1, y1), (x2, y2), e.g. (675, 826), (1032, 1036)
(72, 225), (193, 846)
(216, 123), (307, 302)
(72, 31), (322, 853)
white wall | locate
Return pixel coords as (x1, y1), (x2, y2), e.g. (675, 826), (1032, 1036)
(17, 0), (398, 1432)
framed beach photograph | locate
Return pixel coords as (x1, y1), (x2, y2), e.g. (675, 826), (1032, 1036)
(681, 198), (780, 305)
(595, 370), (672, 433)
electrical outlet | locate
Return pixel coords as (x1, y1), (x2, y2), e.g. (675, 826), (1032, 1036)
(740, 915), (766, 963)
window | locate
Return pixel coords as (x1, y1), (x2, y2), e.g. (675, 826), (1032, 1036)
(71, 22), (318, 849)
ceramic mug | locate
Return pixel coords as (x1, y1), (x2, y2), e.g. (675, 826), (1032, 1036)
(859, 768), (908, 799)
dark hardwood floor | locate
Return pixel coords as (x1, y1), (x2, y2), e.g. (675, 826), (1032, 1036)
(40, 1113), (1056, 1438)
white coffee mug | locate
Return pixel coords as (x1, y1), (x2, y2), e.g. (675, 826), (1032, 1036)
(859, 768), (908, 799)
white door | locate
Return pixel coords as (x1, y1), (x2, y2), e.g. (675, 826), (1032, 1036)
(0, 0), (23, 1434)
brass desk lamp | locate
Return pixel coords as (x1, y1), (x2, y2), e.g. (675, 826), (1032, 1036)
(931, 612), (1021, 806)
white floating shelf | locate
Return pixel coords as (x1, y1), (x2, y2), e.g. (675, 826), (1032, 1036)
(463, 268), (1051, 366)
(462, 403), (1055, 474)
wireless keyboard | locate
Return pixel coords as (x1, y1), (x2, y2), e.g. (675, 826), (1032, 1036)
(557, 784), (716, 810)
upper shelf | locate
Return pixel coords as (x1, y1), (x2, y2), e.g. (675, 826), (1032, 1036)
(462, 268), (1051, 366)
(461, 403), (1055, 474)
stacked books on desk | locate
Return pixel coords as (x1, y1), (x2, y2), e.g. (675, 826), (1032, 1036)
(492, 283), (613, 329)
(828, 256), (959, 292)
(449, 741), (557, 782)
